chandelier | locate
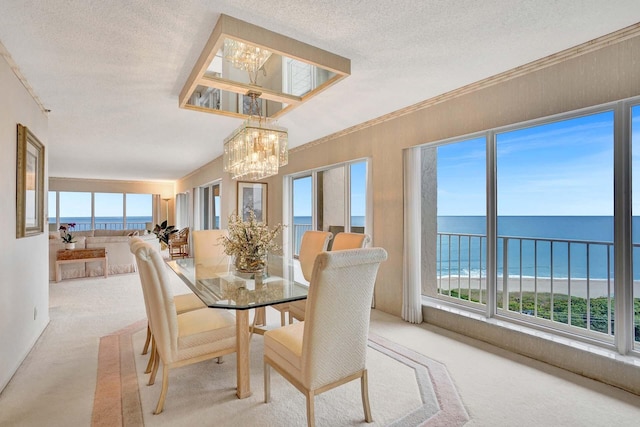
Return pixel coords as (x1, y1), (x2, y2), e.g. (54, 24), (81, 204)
(223, 90), (288, 180)
(223, 40), (288, 181)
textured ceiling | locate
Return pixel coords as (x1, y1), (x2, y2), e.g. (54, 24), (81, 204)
(1, 1), (639, 181)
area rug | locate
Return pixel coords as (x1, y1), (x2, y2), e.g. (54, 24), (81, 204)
(91, 320), (468, 426)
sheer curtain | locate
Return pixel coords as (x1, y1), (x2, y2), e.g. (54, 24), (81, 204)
(175, 193), (189, 230)
(402, 147), (423, 323)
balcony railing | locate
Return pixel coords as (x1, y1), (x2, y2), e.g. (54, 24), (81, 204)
(53, 222), (149, 231)
(293, 223), (313, 256)
(436, 232), (640, 341)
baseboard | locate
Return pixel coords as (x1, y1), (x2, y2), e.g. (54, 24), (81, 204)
(422, 303), (640, 396)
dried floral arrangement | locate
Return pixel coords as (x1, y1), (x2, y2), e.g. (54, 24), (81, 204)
(219, 210), (283, 272)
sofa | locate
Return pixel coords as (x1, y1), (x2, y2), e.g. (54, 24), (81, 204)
(49, 229), (161, 281)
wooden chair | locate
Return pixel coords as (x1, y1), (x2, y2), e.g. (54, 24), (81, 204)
(168, 227), (189, 259)
(131, 241), (237, 414)
(283, 231), (332, 324)
(264, 248), (388, 427)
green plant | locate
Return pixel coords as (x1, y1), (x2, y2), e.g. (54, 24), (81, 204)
(152, 220), (177, 246)
(59, 223), (77, 243)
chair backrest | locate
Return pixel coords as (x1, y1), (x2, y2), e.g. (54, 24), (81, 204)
(331, 232), (370, 251)
(301, 247), (387, 390)
(132, 242), (180, 363)
(298, 231), (333, 282)
(192, 229), (230, 277)
(171, 227), (189, 243)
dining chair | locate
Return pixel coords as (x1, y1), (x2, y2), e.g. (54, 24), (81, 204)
(263, 247), (388, 427)
(282, 230), (332, 324)
(330, 232), (370, 251)
(129, 237), (206, 374)
(168, 227), (189, 259)
(132, 241), (237, 414)
(289, 231), (368, 322)
(192, 229), (231, 278)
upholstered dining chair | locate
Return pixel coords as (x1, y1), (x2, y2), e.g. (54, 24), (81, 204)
(192, 229), (231, 278)
(129, 237), (206, 374)
(282, 230), (332, 324)
(132, 241), (237, 414)
(330, 232), (370, 251)
(263, 247), (388, 427)
(289, 231), (370, 322)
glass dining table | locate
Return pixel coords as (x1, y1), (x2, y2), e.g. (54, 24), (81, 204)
(166, 254), (307, 399)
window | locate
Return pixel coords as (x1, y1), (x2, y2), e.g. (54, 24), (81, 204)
(199, 183), (220, 230)
(292, 175), (312, 255)
(59, 192), (92, 230)
(48, 191), (57, 230)
(287, 160), (370, 279)
(126, 193), (153, 230)
(497, 112), (614, 337)
(429, 137), (487, 304)
(421, 99), (639, 353)
(95, 193), (124, 230)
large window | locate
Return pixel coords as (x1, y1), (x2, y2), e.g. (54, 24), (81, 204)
(287, 160), (370, 276)
(50, 191), (153, 231)
(422, 99), (639, 353)
(497, 112), (614, 337)
(198, 183), (220, 230)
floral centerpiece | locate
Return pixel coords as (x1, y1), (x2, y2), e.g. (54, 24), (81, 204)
(219, 210), (283, 273)
(59, 223), (77, 244)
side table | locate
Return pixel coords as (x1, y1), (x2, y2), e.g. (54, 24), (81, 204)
(56, 248), (108, 282)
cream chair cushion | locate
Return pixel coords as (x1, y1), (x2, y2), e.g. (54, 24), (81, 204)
(330, 232), (370, 251)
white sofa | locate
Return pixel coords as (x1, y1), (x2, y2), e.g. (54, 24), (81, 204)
(49, 229), (160, 281)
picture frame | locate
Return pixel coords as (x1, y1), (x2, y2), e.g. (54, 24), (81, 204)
(237, 181), (267, 222)
(16, 124), (45, 238)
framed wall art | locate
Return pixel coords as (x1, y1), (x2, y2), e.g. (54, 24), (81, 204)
(16, 124), (45, 238)
(237, 181), (267, 222)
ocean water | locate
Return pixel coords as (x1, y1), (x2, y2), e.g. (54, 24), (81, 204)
(438, 216), (640, 280)
(52, 216), (152, 230)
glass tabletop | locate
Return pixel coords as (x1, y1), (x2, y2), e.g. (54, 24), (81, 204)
(166, 255), (308, 310)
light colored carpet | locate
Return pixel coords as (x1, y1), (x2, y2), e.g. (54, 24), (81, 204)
(90, 318), (468, 426)
(2, 270), (640, 426)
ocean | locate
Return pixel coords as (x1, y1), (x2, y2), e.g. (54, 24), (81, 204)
(53, 216), (152, 231)
(438, 216), (640, 281)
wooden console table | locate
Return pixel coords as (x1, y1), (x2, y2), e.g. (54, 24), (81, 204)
(56, 248), (108, 282)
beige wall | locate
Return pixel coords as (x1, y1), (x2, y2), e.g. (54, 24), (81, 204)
(177, 32), (640, 318)
(0, 54), (49, 392)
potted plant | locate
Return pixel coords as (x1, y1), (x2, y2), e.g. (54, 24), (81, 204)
(152, 220), (177, 250)
(59, 223), (77, 249)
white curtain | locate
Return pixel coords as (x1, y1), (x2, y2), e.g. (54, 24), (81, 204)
(402, 147), (424, 323)
(175, 193), (189, 230)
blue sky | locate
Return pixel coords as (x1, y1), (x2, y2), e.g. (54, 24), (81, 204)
(437, 108), (640, 216)
(49, 192), (152, 218)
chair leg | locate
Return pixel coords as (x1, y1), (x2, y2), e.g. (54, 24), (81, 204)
(361, 369), (372, 423)
(264, 361), (271, 403)
(154, 364), (170, 415)
(280, 310), (286, 326)
(148, 350), (160, 386)
(145, 338), (155, 374)
(306, 391), (315, 427)
(142, 324), (151, 355)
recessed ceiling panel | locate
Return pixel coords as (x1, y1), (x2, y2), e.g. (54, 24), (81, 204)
(179, 14), (350, 119)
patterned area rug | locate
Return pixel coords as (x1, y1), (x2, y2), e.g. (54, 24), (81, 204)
(91, 320), (468, 426)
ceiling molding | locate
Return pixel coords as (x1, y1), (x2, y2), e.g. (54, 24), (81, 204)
(0, 40), (49, 115)
(291, 21), (640, 154)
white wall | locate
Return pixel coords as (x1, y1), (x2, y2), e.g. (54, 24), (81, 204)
(0, 54), (49, 392)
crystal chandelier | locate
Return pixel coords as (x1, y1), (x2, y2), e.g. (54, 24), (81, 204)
(223, 90), (288, 180)
(222, 39), (288, 181)
(223, 39), (272, 86)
